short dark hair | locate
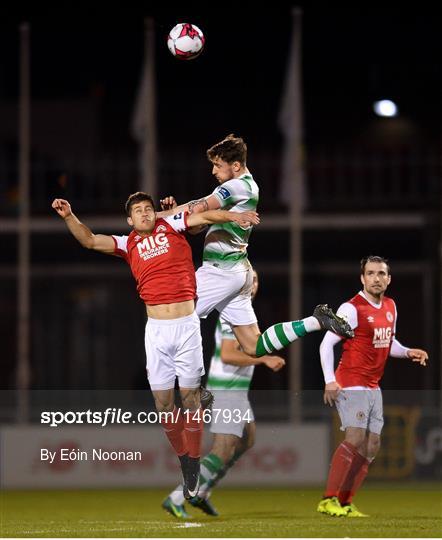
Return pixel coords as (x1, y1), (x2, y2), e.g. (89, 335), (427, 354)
(125, 192), (155, 216)
(206, 134), (247, 166)
(360, 255), (390, 275)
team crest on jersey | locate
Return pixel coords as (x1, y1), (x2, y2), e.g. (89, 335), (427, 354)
(367, 316), (374, 323)
(217, 187), (231, 200)
(356, 411), (366, 421)
(134, 235), (141, 241)
(156, 225), (167, 233)
(386, 311), (394, 322)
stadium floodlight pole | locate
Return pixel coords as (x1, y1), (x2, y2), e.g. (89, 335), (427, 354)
(16, 22), (31, 422)
(440, 174), (442, 415)
(279, 8), (304, 423)
(131, 17), (157, 202)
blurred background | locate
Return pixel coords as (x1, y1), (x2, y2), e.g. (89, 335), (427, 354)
(0, 4), (441, 488)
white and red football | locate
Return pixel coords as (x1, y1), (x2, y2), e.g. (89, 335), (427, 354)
(167, 23), (205, 60)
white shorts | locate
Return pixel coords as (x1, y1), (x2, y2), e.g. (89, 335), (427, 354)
(335, 388), (384, 435)
(144, 312), (205, 391)
(209, 390), (255, 438)
(195, 262), (257, 326)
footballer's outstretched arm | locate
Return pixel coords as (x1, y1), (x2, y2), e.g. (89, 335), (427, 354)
(159, 195), (220, 217)
(52, 198), (115, 254)
(186, 209), (259, 228)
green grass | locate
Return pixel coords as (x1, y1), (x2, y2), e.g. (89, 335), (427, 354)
(1, 484), (441, 537)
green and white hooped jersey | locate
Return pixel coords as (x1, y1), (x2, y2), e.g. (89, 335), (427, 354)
(203, 173), (259, 269)
(206, 318), (254, 391)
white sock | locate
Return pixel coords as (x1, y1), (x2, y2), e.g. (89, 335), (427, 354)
(169, 484), (185, 505)
(303, 316), (321, 332)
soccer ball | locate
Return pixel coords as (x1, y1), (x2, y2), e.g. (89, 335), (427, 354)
(167, 23), (205, 60)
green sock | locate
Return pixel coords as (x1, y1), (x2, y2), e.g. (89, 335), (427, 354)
(198, 453), (224, 497)
(207, 449), (244, 490)
(256, 320), (307, 357)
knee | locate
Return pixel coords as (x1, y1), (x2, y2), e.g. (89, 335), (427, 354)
(154, 398), (174, 413)
(152, 389), (175, 413)
(245, 433), (255, 450)
(180, 388), (200, 412)
(245, 425), (256, 450)
(344, 431), (366, 450)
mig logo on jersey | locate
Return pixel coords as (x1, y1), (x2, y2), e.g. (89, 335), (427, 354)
(373, 327), (392, 348)
(137, 233), (170, 261)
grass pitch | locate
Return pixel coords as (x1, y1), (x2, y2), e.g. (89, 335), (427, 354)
(1, 484), (441, 537)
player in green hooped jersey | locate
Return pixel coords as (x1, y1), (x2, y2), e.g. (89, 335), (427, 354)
(159, 134), (354, 361)
(163, 270), (285, 518)
(159, 134), (352, 515)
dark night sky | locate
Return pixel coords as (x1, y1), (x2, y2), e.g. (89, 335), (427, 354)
(0, 4), (440, 152)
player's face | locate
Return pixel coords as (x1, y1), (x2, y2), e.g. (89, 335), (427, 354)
(127, 201), (156, 234)
(361, 262), (391, 300)
(251, 271), (259, 299)
(211, 157), (240, 183)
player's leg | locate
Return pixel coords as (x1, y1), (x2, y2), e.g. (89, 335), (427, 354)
(252, 303), (354, 356)
(152, 388), (189, 458)
(145, 319), (187, 457)
(179, 386), (203, 463)
(157, 387), (193, 519)
(220, 290), (353, 358)
(175, 312), (206, 499)
(337, 432), (377, 517)
(228, 419), (256, 469)
(208, 420), (256, 489)
(189, 390), (252, 516)
(165, 392), (246, 515)
(174, 386), (202, 501)
(186, 433), (237, 517)
(351, 431), (380, 499)
(335, 431), (370, 517)
(339, 390), (383, 516)
(196, 397), (241, 501)
(318, 390), (370, 517)
(151, 388), (175, 412)
(166, 432), (237, 517)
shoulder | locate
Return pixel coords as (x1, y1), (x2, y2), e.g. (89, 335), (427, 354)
(212, 180), (237, 200)
(349, 292), (365, 305)
(161, 212), (188, 233)
(241, 174), (258, 188)
(111, 232), (132, 258)
(214, 177), (249, 197)
(337, 302), (358, 329)
(383, 296), (397, 314)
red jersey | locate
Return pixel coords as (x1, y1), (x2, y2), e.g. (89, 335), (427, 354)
(335, 293), (397, 388)
(112, 212), (196, 305)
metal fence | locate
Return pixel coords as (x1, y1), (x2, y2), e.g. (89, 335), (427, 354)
(0, 147), (439, 216)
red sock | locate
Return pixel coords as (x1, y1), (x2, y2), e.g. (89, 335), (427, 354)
(343, 458), (370, 504)
(324, 441), (360, 498)
(338, 452), (369, 504)
(160, 406), (188, 456)
(184, 407), (204, 459)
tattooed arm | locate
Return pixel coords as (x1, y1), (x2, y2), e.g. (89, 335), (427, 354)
(158, 195), (220, 217)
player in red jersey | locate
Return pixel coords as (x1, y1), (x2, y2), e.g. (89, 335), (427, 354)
(51, 192), (259, 499)
(317, 255), (428, 518)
